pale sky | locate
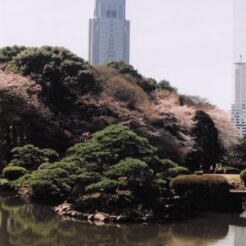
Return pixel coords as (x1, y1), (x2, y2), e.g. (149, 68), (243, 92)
(0, 0), (237, 110)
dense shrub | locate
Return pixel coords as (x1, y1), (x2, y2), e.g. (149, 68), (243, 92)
(67, 125), (162, 172)
(105, 158), (153, 188)
(178, 95), (210, 107)
(18, 168), (71, 202)
(105, 158), (152, 178)
(0, 46), (27, 63)
(16, 125), (167, 203)
(226, 162), (246, 171)
(157, 80), (177, 93)
(240, 170), (246, 186)
(41, 149), (60, 162)
(3, 166), (27, 180)
(223, 166), (240, 174)
(5, 46), (100, 111)
(10, 145), (59, 170)
(160, 159), (178, 169)
(43, 160), (83, 175)
(106, 61), (157, 93)
(167, 166), (189, 178)
(139, 77), (157, 92)
(106, 61), (142, 80)
(104, 76), (149, 109)
(170, 175), (229, 196)
(85, 178), (126, 193)
(38, 163), (51, 170)
(76, 172), (102, 185)
(235, 137), (246, 163)
(169, 174), (238, 212)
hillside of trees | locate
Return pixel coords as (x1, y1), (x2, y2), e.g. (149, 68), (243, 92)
(0, 45), (244, 221)
(0, 46), (239, 168)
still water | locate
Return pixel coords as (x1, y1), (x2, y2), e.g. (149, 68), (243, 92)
(0, 193), (246, 246)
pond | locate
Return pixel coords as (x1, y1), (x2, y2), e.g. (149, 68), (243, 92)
(0, 193), (246, 246)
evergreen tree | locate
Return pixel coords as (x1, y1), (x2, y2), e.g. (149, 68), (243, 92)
(191, 110), (223, 169)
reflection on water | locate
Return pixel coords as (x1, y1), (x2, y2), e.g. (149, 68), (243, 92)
(0, 193), (246, 246)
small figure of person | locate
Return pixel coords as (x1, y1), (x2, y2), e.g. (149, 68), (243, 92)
(214, 163), (219, 173)
(210, 165), (213, 173)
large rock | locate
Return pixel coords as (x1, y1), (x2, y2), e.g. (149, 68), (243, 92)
(94, 212), (110, 222)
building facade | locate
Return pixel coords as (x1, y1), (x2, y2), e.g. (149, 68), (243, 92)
(231, 0), (246, 137)
(231, 60), (246, 137)
(89, 0), (130, 65)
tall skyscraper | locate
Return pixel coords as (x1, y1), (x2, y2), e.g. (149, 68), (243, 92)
(231, 58), (246, 137)
(231, 0), (246, 137)
(89, 0), (130, 65)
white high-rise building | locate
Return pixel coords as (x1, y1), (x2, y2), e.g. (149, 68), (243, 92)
(231, 59), (246, 137)
(89, 0), (130, 65)
(231, 0), (246, 137)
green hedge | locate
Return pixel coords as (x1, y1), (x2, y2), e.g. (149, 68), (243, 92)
(223, 166), (240, 174)
(227, 163), (246, 171)
(170, 175), (229, 196)
(169, 175), (242, 212)
(3, 166), (28, 180)
(167, 166), (189, 178)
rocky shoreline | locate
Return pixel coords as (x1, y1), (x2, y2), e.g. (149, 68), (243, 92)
(54, 201), (159, 224)
(55, 202), (128, 223)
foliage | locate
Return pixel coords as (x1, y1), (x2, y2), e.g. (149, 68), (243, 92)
(105, 158), (153, 189)
(170, 175), (229, 196)
(5, 46), (100, 111)
(3, 166), (27, 180)
(158, 80), (177, 93)
(225, 162), (246, 171)
(10, 144), (59, 170)
(167, 166), (190, 178)
(106, 61), (142, 81)
(104, 76), (149, 109)
(105, 158), (152, 178)
(39, 159), (85, 179)
(0, 46), (27, 63)
(85, 178), (126, 193)
(0, 178), (8, 185)
(76, 172), (102, 185)
(235, 137), (246, 163)
(240, 169), (246, 185)
(106, 61), (157, 92)
(67, 124), (161, 172)
(139, 77), (157, 92)
(223, 166), (240, 174)
(16, 157), (88, 202)
(16, 125), (167, 203)
(178, 95), (210, 107)
(191, 110), (223, 169)
(41, 149), (60, 162)
(18, 168), (71, 202)
(160, 159), (178, 169)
